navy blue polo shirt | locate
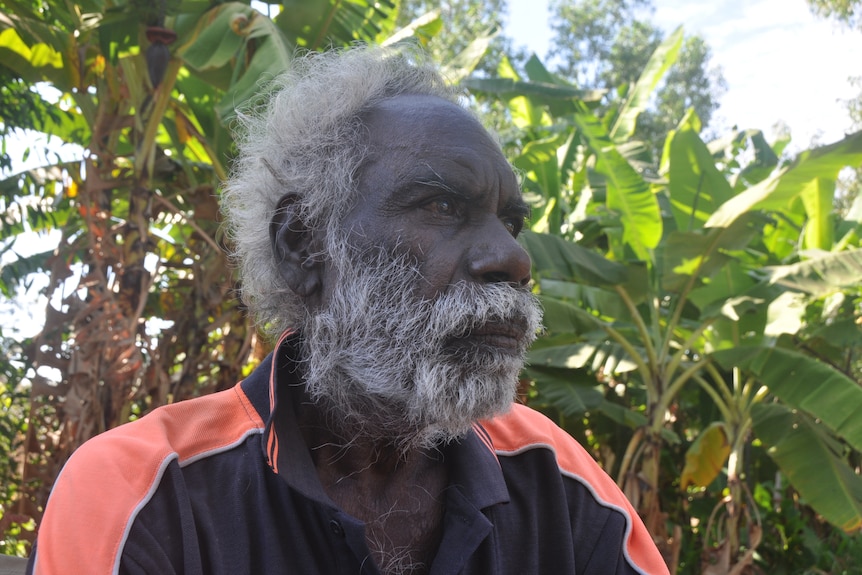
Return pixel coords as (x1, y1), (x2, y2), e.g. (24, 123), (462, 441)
(28, 334), (667, 574)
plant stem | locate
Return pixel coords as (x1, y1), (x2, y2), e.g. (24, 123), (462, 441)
(652, 358), (709, 432)
(705, 362), (736, 408)
(616, 426), (645, 488)
(664, 317), (715, 384)
(613, 285), (659, 396)
(692, 374), (735, 424)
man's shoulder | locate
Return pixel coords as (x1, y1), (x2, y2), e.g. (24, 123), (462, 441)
(481, 403), (630, 517)
(481, 403), (590, 461)
(71, 383), (265, 472)
(31, 384), (266, 574)
(481, 404), (670, 575)
(50, 383), (266, 515)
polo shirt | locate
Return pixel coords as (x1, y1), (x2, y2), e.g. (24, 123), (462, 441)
(28, 333), (668, 574)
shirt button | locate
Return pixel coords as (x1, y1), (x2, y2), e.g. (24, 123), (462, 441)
(329, 519), (344, 537)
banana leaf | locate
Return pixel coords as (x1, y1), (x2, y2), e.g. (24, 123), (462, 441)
(753, 403), (862, 532)
(713, 346), (862, 452)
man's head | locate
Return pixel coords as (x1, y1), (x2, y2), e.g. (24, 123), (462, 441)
(222, 47), (543, 449)
(222, 47), (457, 334)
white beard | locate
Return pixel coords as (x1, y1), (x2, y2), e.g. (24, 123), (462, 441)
(300, 246), (543, 451)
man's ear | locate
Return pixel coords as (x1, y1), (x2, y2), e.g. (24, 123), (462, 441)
(270, 194), (323, 299)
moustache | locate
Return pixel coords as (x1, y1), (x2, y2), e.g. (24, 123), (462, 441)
(418, 282), (540, 357)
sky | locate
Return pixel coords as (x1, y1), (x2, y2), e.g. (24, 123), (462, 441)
(506, 0), (862, 150)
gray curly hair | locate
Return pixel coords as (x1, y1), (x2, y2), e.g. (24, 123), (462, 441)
(220, 46), (459, 337)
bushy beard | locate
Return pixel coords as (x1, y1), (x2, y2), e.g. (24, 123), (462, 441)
(300, 245), (543, 451)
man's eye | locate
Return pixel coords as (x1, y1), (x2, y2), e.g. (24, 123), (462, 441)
(503, 216), (525, 237)
(426, 198), (456, 215)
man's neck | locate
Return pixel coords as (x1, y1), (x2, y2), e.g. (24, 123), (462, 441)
(298, 401), (449, 575)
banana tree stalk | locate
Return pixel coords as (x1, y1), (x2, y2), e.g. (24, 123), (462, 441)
(615, 427), (645, 488)
(135, 58), (182, 177)
(705, 362), (737, 410)
(614, 285), (660, 397)
(664, 317), (716, 384)
(652, 358), (712, 433)
(692, 374), (735, 424)
(658, 224), (732, 367)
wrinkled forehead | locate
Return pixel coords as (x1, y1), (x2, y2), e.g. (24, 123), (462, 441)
(357, 95), (519, 194)
(361, 95), (502, 151)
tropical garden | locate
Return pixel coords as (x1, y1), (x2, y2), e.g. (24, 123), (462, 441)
(1, 0), (861, 573)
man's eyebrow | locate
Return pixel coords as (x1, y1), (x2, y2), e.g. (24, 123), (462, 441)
(504, 197), (531, 219)
(400, 170), (530, 217)
(407, 174), (474, 200)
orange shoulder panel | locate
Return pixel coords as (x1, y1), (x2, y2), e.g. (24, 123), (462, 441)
(481, 404), (670, 575)
(32, 383), (264, 575)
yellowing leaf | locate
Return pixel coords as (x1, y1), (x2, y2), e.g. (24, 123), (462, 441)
(91, 55), (106, 77)
(0, 28), (30, 57)
(0, 28), (62, 68)
(176, 114), (190, 144)
(681, 422), (730, 490)
(30, 43), (62, 68)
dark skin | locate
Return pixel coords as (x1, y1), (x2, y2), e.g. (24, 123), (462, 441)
(271, 95), (532, 574)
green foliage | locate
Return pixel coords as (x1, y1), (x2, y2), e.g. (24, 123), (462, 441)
(753, 402), (862, 533)
(396, 0), (507, 68)
(549, 0), (655, 85)
(394, 0), (516, 131)
(548, 0), (725, 158)
(808, 0), (862, 29)
(465, 30), (862, 572)
(754, 481), (862, 573)
(0, 335), (30, 557)
(810, 1), (862, 229)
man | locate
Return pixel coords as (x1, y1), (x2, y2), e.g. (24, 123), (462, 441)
(28, 47), (668, 574)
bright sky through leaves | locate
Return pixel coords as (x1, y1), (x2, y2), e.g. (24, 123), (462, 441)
(506, 0), (862, 150)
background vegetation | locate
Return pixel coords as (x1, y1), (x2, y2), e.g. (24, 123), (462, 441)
(1, 0), (861, 572)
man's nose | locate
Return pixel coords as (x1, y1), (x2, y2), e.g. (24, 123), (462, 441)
(466, 222), (532, 287)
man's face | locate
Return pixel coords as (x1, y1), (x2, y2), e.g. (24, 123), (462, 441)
(300, 95), (542, 449)
(334, 94), (533, 302)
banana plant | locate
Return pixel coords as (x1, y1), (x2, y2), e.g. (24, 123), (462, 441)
(532, 118), (862, 572)
(466, 28), (862, 573)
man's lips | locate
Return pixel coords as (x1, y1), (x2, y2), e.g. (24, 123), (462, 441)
(447, 320), (528, 353)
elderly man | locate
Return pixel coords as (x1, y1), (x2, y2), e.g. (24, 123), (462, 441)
(28, 47), (668, 574)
